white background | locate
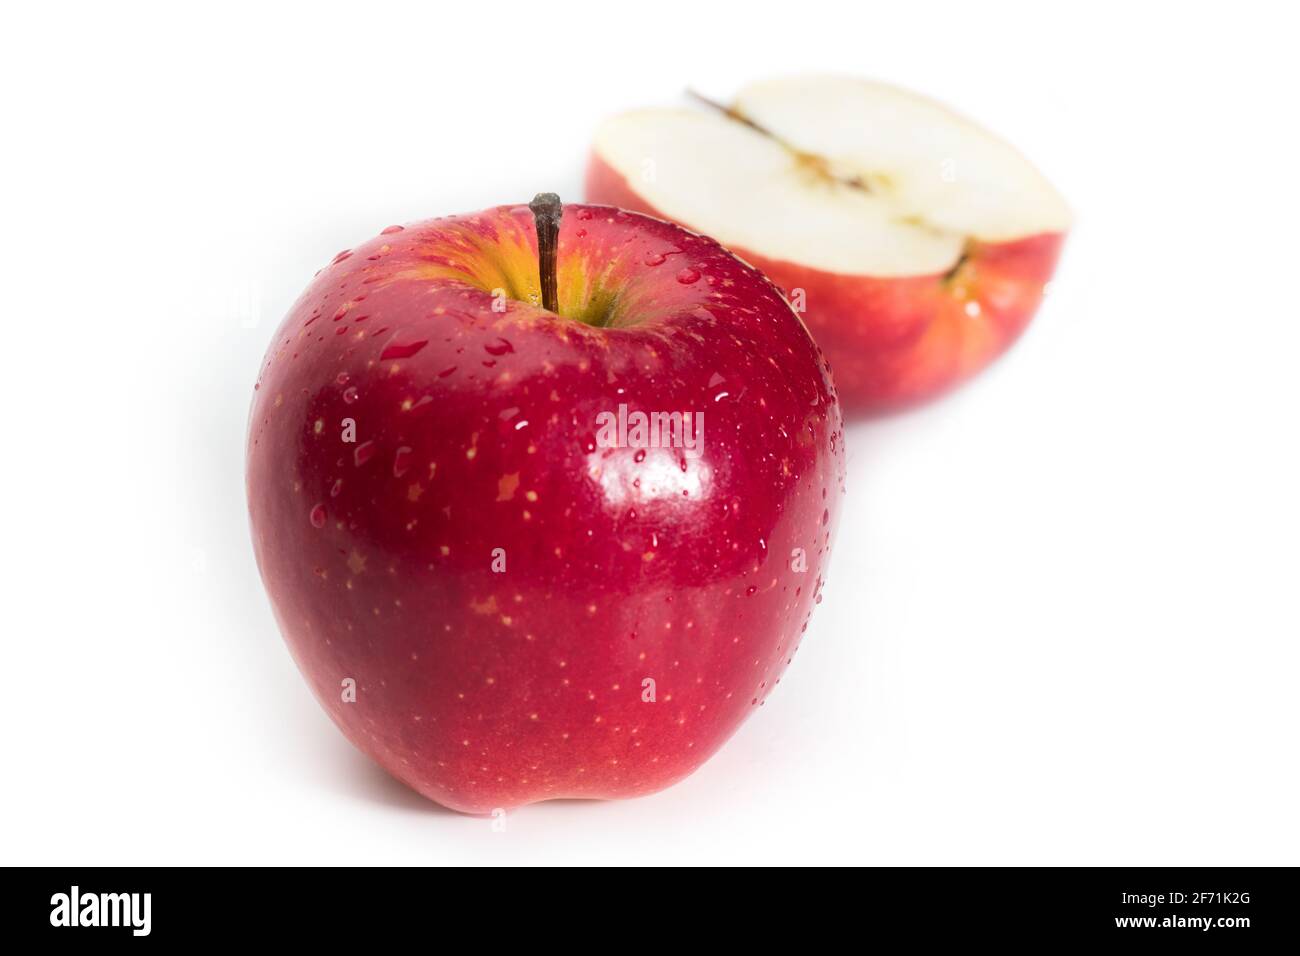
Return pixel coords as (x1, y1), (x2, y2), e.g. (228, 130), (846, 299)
(4, 1), (1297, 865)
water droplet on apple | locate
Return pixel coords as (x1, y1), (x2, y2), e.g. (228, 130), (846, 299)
(343, 387), (359, 404)
(331, 250), (352, 265)
(575, 208), (594, 221)
(381, 339), (427, 360)
(309, 503), (327, 528)
(675, 267), (701, 285)
(354, 441), (376, 467)
(484, 338), (514, 356)
(643, 252), (666, 267)
(381, 225), (404, 235)
(633, 449), (646, 463)
(393, 446), (412, 478)
(330, 479), (343, 497)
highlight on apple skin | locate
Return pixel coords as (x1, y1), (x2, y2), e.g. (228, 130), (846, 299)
(586, 75), (1072, 416)
(246, 200), (845, 814)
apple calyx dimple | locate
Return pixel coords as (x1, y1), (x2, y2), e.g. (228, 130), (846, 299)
(528, 192), (563, 313)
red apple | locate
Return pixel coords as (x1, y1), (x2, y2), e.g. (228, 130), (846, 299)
(247, 196), (844, 814)
(586, 76), (1071, 415)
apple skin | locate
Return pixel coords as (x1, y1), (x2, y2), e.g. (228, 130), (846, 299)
(586, 155), (1065, 415)
(247, 203), (844, 814)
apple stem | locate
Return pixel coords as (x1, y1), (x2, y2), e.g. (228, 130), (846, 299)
(529, 192), (562, 313)
(686, 89), (870, 194)
(686, 89), (773, 137)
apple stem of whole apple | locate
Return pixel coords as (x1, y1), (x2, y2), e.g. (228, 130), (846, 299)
(529, 192), (562, 313)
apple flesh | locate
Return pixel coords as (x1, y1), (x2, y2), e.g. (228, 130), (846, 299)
(247, 201), (844, 813)
(586, 76), (1071, 414)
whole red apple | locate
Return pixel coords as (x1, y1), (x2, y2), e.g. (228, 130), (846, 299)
(247, 196), (844, 813)
(586, 76), (1071, 415)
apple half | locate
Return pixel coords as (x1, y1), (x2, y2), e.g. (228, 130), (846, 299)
(586, 75), (1071, 414)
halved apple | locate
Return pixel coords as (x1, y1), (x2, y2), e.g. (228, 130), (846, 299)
(586, 75), (1071, 415)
